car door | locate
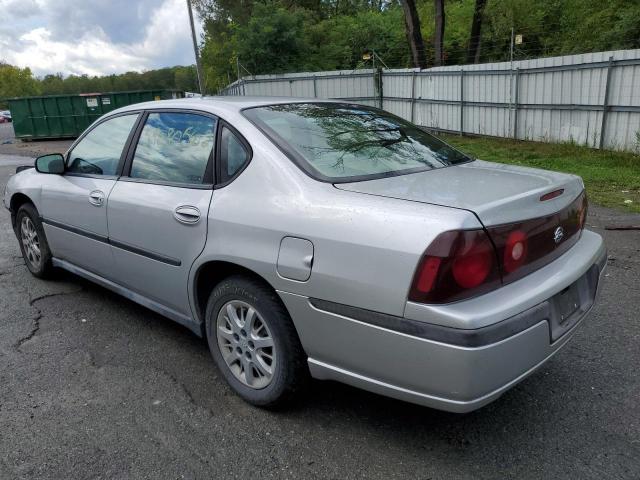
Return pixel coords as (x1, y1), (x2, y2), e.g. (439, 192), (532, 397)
(106, 110), (217, 319)
(40, 112), (140, 277)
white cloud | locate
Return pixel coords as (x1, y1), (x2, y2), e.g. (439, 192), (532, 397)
(0, 0), (204, 76)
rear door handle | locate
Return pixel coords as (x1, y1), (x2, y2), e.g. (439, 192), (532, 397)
(174, 205), (201, 224)
(89, 190), (105, 207)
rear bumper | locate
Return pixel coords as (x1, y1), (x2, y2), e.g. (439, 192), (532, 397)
(279, 230), (606, 412)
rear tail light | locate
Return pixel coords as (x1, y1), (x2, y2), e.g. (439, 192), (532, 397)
(409, 190), (588, 305)
(487, 190), (587, 284)
(578, 193), (588, 229)
(409, 230), (501, 304)
(503, 230), (528, 273)
(451, 238), (494, 288)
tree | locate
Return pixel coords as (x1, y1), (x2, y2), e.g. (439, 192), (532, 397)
(235, 4), (310, 75)
(193, 0), (255, 26)
(466, 0), (487, 63)
(433, 0), (445, 66)
(174, 66), (199, 92)
(400, 0), (427, 68)
(0, 64), (41, 104)
(39, 74), (66, 95)
(305, 7), (407, 71)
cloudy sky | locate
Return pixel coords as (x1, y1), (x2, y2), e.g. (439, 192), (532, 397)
(0, 0), (204, 77)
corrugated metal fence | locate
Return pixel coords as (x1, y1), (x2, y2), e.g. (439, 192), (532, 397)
(221, 49), (640, 152)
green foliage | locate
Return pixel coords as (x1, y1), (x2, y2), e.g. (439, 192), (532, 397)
(199, 1), (407, 90)
(200, 23), (238, 93)
(43, 66), (200, 95)
(236, 4), (311, 75)
(174, 66), (199, 92)
(305, 7), (407, 70)
(0, 65), (199, 107)
(546, 0), (640, 55)
(197, 0), (640, 92)
(0, 64), (41, 104)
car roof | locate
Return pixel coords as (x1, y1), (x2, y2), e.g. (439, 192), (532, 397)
(110, 96), (339, 117)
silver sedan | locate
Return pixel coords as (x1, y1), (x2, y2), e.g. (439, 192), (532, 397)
(3, 98), (606, 411)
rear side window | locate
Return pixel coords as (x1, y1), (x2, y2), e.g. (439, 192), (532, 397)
(130, 112), (216, 184)
(67, 114), (138, 176)
(219, 126), (250, 183)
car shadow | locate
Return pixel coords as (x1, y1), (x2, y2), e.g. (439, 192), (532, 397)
(53, 268), (574, 452)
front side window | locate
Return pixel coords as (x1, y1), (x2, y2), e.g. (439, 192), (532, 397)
(243, 103), (470, 182)
(130, 112), (216, 184)
(67, 114), (138, 176)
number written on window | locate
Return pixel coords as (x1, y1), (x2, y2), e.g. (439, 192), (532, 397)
(130, 112), (216, 184)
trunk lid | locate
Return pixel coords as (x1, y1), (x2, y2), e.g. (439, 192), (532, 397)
(335, 160), (584, 226)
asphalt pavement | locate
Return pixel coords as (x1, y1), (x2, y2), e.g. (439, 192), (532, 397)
(0, 153), (639, 479)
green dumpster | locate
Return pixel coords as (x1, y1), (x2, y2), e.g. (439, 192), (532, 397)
(8, 89), (184, 140)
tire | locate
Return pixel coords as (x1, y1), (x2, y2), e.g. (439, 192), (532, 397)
(16, 203), (55, 279)
(205, 274), (308, 408)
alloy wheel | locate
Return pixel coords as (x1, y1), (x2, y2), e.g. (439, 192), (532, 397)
(20, 216), (41, 269)
(216, 300), (276, 389)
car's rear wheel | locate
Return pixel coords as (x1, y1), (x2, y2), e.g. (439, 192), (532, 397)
(16, 203), (54, 279)
(205, 275), (308, 407)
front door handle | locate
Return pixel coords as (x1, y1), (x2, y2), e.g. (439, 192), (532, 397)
(174, 205), (201, 224)
(89, 190), (105, 207)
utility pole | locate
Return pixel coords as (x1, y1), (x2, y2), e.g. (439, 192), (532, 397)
(186, 0), (205, 95)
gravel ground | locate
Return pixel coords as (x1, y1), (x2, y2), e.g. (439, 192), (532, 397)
(0, 123), (74, 158)
(0, 155), (639, 479)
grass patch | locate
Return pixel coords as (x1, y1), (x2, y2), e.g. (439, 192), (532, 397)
(440, 134), (640, 214)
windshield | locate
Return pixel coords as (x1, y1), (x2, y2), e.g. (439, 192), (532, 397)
(243, 103), (471, 182)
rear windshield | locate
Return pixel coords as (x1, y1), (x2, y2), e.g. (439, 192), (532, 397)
(243, 103), (471, 182)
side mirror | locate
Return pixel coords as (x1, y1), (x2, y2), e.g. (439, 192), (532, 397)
(35, 154), (65, 174)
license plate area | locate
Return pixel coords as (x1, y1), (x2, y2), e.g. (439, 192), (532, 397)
(555, 286), (580, 324)
(547, 264), (599, 342)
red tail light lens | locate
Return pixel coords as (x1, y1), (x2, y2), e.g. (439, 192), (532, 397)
(409, 191), (588, 305)
(452, 240), (494, 288)
(409, 230), (501, 304)
(578, 193), (588, 229)
(487, 190), (587, 284)
(415, 257), (442, 293)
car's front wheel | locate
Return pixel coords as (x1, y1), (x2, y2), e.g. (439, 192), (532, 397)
(16, 203), (54, 279)
(205, 275), (308, 407)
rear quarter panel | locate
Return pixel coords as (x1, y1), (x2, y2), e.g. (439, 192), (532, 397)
(193, 133), (482, 318)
